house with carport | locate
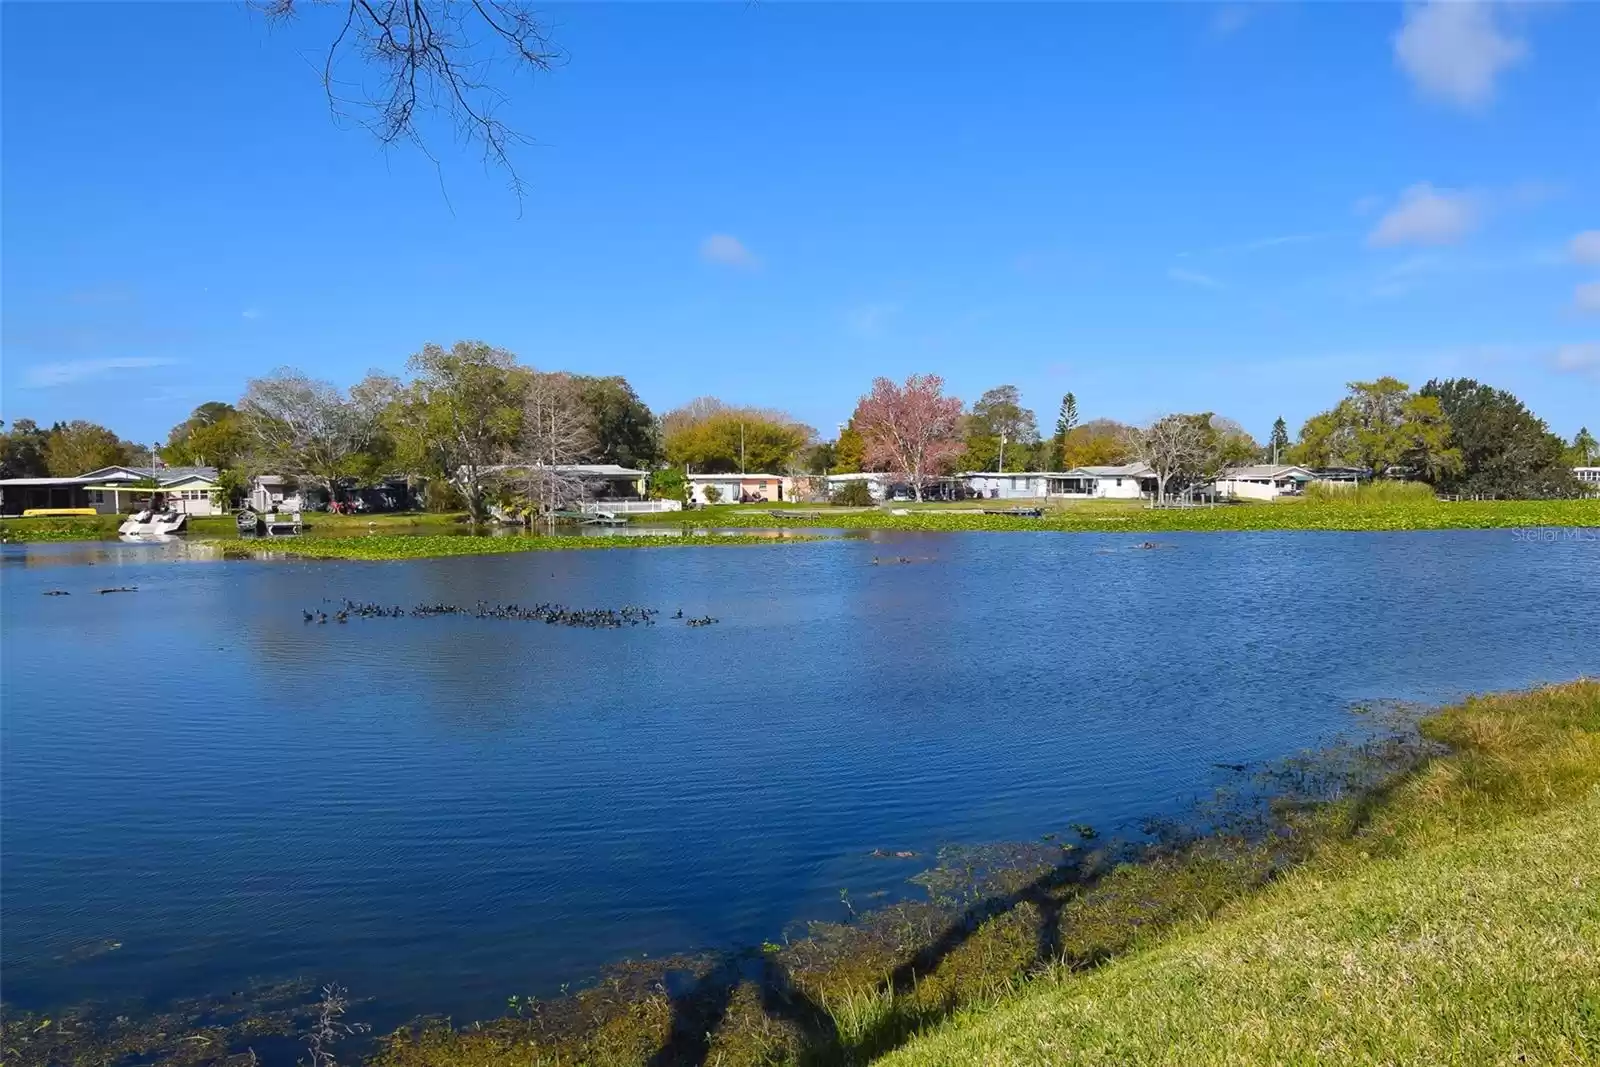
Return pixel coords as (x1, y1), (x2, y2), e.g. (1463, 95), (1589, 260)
(1213, 464), (1317, 501)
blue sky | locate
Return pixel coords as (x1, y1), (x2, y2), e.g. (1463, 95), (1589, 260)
(3, 2), (1597, 445)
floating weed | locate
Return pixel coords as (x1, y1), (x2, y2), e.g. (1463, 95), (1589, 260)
(220, 532), (831, 561)
(655, 499), (1600, 535)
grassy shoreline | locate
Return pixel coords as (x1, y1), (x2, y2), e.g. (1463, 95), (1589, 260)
(0, 510), (467, 543)
(884, 680), (1600, 1066)
(2, 680), (1595, 1066)
(645, 497), (1600, 534)
(5, 499), (1596, 547)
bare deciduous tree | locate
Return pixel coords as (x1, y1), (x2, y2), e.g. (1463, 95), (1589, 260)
(1129, 414), (1209, 504)
(240, 368), (377, 495)
(519, 371), (595, 520)
(258, 0), (562, 204)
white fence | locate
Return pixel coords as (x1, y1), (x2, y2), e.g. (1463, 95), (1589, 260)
(581, 499), (682, 515)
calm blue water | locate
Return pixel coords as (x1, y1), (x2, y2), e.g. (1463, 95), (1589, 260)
(3, 529), (1597, 1024)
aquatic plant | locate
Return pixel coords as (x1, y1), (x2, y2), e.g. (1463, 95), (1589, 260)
(219, 531), (828, 561)
(645, 498), (1600, 535)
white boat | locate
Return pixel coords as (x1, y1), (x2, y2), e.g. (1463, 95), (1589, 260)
(117, 510), (189, 536)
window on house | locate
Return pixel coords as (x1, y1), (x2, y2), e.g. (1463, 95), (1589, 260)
(91, 490), (105, 503)
(1115, 478), (1123, 486)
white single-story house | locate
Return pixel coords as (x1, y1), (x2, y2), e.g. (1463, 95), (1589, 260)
(248, 475), (305, 514)
(962, 472), (1057, 500)
(962, 465), (1158, 500)
(1575, 466), (1599, 491)
(478, 463), (651, 500)
(688, 472), (789, 505)
(1214, 464), (1317, 501)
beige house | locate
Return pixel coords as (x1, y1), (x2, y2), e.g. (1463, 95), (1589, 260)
(1214, 464), (1317, 501)
(80, 466), (225, 516)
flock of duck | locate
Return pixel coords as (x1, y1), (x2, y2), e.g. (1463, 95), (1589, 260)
(301, 598), (719, 629)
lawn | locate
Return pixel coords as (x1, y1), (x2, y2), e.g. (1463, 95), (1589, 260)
(878, 680), (1600, 1066)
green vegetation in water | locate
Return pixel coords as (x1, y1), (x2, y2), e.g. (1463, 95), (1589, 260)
(220, 530), (828, 560)
(645, 497), (1600, 534)
(0, 511), (469, 543)
(0, 515), (123, 542)
(5, 682), (1596, 1067)
(354, 680), (1600, 1067)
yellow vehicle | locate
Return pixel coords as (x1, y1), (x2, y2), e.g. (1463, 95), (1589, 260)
(21, 508), (98, 517)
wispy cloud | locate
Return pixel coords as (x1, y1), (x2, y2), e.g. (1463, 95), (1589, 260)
(1551, 343), (1600, 378)
(1574, 281), (1600, 315)
(1392, 1), (1527, 111)
(23, 357), (178, 388)
(1167, 267), (1225, 290)
(844, 302), (901, 337)
(241, 308), (263, 320)
(1208, 4), (1255, 38)
(1364, 245), (1564, 300)
(1570, 231), (1600, 265)
(1367, 183), (1480, 247)
(699, 234), (761, 271)
(1179, 233), (1327, 258)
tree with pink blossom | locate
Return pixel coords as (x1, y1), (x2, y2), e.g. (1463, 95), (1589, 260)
(851, 375), (965, 501)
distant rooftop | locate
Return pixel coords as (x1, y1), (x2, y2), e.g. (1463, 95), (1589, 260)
(1220, 464), (1314, 480)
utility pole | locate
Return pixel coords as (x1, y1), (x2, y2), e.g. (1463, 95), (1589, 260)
(739, 422), (746, 474)
(998, 430), (1007, 473)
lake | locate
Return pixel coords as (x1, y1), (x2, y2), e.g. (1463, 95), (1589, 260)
(3, 528), (1597, 1028)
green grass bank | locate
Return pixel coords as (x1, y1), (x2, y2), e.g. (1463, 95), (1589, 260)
(0, 510), (466, 543)
(647, 497), (1600, 534)
(881, 680), (1600, 1067)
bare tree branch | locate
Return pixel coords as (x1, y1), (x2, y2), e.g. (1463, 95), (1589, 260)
(258, 0), (562, 208)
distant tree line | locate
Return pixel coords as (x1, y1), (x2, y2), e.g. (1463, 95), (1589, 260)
(3, 357), (1593, 510)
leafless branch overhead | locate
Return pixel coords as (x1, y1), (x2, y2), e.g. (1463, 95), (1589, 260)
(258, 0), (562, 205)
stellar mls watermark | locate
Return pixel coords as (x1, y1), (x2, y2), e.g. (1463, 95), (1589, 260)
(1512, 526), (1600, 543)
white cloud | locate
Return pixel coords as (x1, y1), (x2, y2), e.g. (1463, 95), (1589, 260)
(1574, 281), (1600, 315)
(241, 308), (263, 320)
(1367, 183), (1480, 247)
(1552, 343), (1600, 378)
(699, 234), (760, 270)
(845, 302), (900, 337)
(23, 357), (178, 388)
(1570, 231), (1600, 265)
(1167, 267), (1224, 290)
(1393, 2), (1526, 110)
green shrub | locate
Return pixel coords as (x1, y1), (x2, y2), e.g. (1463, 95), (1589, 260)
(831, 480), (875, 507)
(1303, 479), (1436, 505)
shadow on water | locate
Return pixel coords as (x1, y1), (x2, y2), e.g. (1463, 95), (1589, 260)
(0, 715), (1440, 1067)
(625, 715), (1437, 1067)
